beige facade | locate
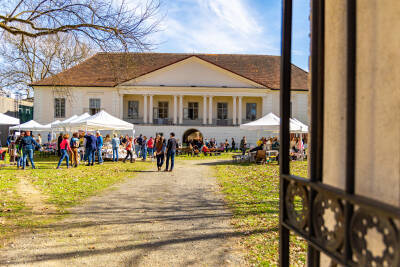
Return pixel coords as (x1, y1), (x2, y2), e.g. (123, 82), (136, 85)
(320, 0), (400, 265)
(0, 96), (33, 116)
(33, 56), (309, 144)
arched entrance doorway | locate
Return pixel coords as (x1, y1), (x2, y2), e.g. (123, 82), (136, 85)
(182, 129), (203, 144)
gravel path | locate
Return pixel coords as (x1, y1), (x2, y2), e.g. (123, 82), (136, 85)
(0, 159), (246, 266)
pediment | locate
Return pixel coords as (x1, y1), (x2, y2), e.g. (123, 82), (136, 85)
(119, 56), (262, 88)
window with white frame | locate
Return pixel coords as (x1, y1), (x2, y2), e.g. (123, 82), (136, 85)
(128, 100), (139, 118)
(188, 102), (199, 120)
(89, 98), (101, 115)
(158, 101), (168, 119)
(54, 98), (66, 118)
(246, 103), (257, 121)
(217, 102), (228, 120)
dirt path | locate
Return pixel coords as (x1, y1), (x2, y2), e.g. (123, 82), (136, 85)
(16, 177), (57, 214)
(0, 160), (247, 266)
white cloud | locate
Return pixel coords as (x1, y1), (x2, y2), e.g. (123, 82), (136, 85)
(151, 0), (279, 54)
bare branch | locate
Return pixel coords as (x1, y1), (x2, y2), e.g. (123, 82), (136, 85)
(0, 0), (161, 52)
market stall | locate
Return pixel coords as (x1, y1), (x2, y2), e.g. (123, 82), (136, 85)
(9, 120), (45, 131)
(240, 112), (302, 132)
(0, 113), (20, 125)
(69, 110), (135, 161)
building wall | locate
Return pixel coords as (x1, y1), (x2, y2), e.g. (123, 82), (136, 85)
(0, 96), (33, 117)
(320, 0), (399, 264)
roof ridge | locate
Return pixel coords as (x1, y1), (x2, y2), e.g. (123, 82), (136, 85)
(95, 52), (280, 57)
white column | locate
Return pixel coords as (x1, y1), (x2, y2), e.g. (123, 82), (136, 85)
(208, 95), (213, 124)
(149, 94), (153, 124)
(143, 94), (148, 124)
(238, 96), (242, 125)
(173, 95), (178, 124)
(179, 95), (183, 124)
(203, 95), (207, 125)
(232, 96), (237, 125)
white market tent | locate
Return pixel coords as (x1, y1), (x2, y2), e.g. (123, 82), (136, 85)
(292, 118), (309, 133)
(69, 110), (134, 131)
(0, 113), (20, 125)
(68, 113), (91, 126)
(34, 120), (61, 131)
(51, 115), (78, 129)
(240, 112), (301, 132)
(9, 120), (45, 131)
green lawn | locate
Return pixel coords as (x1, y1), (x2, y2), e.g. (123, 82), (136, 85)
(215, 161), (308, 266)
(0, 155), (150, 244)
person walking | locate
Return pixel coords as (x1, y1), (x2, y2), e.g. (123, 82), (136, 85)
(57, 133), (63, 156)
(70, 132), (80, 167)
(37, 134), (42, 146)
(142, 136), (148, 161)
(164, 132), (177, 172)
(155, 135), (166, 171)
(147, 136), (154, 159)
(112, 133), (120, 162)
(47, 132), (51, 143)
(56, 134), (72, 169)
(96, 131), (104, 164)
(240, 136), (247, 155)
(123, 137), (134, 163)
(136, 134), (143, 158)
(21, 131), (40, 169)
(231, 138), (236, 152)
(15, 133), (24, 168)
(84, 132), (97, 166)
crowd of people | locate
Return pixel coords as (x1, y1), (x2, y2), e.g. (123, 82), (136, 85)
(4, 130), (180, 172)
(3, 130), (307, 170)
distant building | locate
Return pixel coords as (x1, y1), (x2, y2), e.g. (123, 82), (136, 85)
(31, 53), (309, 144)
(0, 96), (34, 144)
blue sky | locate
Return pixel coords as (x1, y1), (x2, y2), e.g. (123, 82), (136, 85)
(149, 0), (310, 70)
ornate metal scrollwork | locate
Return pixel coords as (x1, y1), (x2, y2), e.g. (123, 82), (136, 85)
(312, 193), (345, 251)
(350, 209), (399, 267)
(285, 182), (309, 229)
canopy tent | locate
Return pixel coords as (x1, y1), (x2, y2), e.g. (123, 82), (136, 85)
(292, 118), (309, 133)
(69, 110), (134, 131)
(34, 120), (61, 131)
(68, 113), (91, 125)
(9, 120), (45, 131)
(240, 112), (301, 132)
(51, 115), (78, 129)
(0, 113), (20, 125)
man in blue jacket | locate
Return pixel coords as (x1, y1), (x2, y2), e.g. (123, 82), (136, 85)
(96, 131), (103, 164)
(84, 132), (97, 166)
(21, 131), (40, 169)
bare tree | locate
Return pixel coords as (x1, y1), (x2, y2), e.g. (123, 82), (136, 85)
(0, 0), (161, 51)
(0, 33), (93, 96)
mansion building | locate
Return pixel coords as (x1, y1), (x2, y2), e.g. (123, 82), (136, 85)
(32, 53), (309, 144)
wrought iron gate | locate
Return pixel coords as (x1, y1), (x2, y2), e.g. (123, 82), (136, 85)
(279, 0), (400, 266)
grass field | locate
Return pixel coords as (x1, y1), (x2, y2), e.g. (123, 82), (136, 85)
(215, 161), (308, 266)
(0, 155), (150, 244)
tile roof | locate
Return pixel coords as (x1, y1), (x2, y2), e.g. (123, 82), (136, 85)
(32, 53), (308, 90)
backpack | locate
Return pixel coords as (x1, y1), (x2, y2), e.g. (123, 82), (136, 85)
(71, 138), (80, 148)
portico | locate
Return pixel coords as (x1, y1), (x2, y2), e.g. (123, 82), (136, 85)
(119, 87), (270, 127)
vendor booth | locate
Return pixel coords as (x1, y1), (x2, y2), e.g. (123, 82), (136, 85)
(9, 120), (45, 131)
(69, 110), (135, 161)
